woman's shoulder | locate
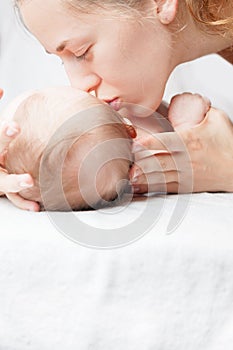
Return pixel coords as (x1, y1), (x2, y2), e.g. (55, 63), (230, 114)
(218, 46), (233, 64)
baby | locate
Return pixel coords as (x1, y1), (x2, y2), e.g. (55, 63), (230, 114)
(0, 88), (210, 211)
(1, 87), (134, 211)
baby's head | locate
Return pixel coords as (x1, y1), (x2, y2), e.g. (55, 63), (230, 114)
(3, 87), (133, 211)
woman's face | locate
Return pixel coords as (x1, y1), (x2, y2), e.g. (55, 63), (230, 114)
(20, 0), (176, 117)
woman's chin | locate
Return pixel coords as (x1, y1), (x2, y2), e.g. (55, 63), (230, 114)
(118, 102), (156, 118)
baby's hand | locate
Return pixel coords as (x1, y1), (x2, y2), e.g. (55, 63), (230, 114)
(168, 93), (211, 131)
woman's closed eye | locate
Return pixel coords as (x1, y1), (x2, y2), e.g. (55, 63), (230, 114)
(74, 46), (92, 62)
(59, 46), (91, 65)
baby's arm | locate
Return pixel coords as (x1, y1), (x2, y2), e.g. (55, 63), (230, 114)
(168, 93), (211, 131)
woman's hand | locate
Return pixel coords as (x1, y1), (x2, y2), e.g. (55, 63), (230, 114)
(0, 93), (40, 211)
(130, 107), (233, 194)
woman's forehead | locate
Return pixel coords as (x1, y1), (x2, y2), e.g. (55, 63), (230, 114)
(19, 0), (100, 52)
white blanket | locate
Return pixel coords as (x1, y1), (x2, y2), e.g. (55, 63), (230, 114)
(1, 1), (233, 349)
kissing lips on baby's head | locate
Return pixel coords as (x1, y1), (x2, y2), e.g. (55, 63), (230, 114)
(4, 87), (134, 211)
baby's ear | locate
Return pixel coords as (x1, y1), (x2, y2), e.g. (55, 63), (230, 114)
(122, 118), (137, 139)
(154, 0), (178, 24)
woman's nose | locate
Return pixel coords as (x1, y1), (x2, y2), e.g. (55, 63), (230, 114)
(64, 62), (101, 93)
(72, 74), (101, 93)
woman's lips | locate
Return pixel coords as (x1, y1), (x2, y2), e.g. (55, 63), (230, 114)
(106, 98), (121, 111)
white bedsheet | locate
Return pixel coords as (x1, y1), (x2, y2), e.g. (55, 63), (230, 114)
(1, 1), (233, 349)
(1, 193), (233, 350)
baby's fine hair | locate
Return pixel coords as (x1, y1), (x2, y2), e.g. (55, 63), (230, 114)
(5, 89), (133, 211)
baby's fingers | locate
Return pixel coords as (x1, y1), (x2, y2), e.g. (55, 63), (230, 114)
(6, 192), (40, 212)
(0, 171), (34, 193)
(0, 120), (20, 155)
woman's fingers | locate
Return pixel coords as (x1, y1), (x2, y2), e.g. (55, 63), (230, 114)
(0, 171), (34, 193)
(132, 181), (179, 194)
(131, 133), (192, 194)
(130, 125), (193, 194)
(6, 192), (40, 212)
(132, 153), (177, 176)
(130, 153), (178, 192)
(132, 131), (186, 154)
(131, 107), (233, 195)
(132, 170), (178, 188)
(0, 120), (20, 155)
(130, 155), (179, 194)
(0, 169), (39, 212)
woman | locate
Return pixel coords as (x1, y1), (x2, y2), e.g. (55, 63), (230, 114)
(0, 0), (233, 210)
